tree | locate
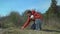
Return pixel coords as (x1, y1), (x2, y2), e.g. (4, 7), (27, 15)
(9, 11), (22, 27)
(51, 0), (57, 13)
(45, 0), (57, 18)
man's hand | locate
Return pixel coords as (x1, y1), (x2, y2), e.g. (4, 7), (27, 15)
(21, 26), (24, 30)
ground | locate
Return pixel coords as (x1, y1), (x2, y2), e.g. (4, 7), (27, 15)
(0, 28), (60, 34)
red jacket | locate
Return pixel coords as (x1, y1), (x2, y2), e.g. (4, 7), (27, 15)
(22, 10), (43, 28)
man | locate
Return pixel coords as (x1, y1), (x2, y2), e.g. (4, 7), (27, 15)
(21, 10), (43, 30)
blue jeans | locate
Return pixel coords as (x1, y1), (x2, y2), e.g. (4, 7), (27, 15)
(35, 19), (42, 30)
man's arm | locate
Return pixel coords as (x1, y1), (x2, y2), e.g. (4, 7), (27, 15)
(21, 17), (31, 29)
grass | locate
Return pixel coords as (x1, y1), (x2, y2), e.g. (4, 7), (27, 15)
(1, 27), (60, 34)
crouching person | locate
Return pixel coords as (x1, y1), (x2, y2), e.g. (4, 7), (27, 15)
(21, 10), (43, 30)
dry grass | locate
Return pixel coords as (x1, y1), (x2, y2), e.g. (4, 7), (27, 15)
(1, 28), (60, 34)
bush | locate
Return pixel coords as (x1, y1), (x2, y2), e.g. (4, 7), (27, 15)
(2, 22), (15, 28)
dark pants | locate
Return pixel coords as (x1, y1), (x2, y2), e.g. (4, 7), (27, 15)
(31, 22), (36, 30)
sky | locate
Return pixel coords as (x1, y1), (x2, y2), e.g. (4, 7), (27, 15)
(0, 0), (60, 16)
